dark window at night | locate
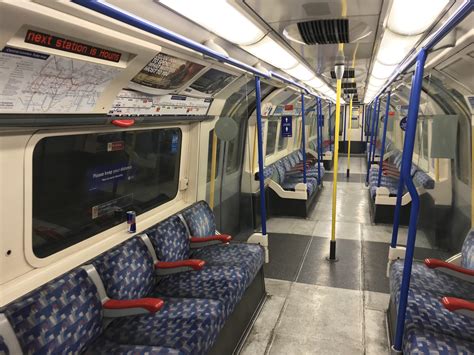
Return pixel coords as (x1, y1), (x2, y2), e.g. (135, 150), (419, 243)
(32, 128), (181, 258)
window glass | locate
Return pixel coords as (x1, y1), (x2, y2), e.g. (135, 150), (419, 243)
(277, 125), (288, 151)
(32, 128), (181, 258)
(266, 120), (278, 156)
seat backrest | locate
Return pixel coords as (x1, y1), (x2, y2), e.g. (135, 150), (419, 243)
(181, 200), (216, 237)
(461, 230), (474, 270)
(92, 237), (155, 299)
(413, 170), (435, 189)
(282, 156), (292, 171)
(145, 215), (191, 260)
(288, 153), (298, 166)
(1, 269), (102, 354)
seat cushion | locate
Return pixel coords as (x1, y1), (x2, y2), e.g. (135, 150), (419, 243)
(152, 266), (249, 316)
(102, 298), (226, 355)
(145, 215), (191, 261)
(182, 201), (216, 237)
(390, 260), (474, 301)
(86, 338), (185, 355)
(392, 286), (474, 342)
(191, 243), (264, 281)
(2, 269), (102, 354)
(0, 336), (8, 355)
(92, 237), (155, 300)
(403, 326), (474, 354)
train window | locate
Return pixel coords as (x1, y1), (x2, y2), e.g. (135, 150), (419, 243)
(308, 113), (317, 137)
(277, 130), (288, 151)
(266, 120), (278, 156)
(32, 128), (182, 258)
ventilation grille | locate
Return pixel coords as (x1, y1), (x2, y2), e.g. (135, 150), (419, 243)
(344, 88), (358, 94)
(330, 68), (354, 79)
(341, 82), (357, 89)
(297, 19), (349, 45)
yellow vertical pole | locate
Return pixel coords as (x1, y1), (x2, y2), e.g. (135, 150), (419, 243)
(347, 96), (353, 177)
(209, 131), (218, 209)
(329, 44), (345, 260)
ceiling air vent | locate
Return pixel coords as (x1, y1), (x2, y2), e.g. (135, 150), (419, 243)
(344, 88), (358, 94)
(297, 19), (349, 45)
(341, 82), (357, 89)
(330, 67), (355, 79)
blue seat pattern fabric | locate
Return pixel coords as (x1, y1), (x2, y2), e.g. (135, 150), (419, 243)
(191, 243), (264, 280)
(152, 266), (249, 316)
(1, 269), (102, 354)
(103, 298), (226, 355)
(92, 237), (155, 300)
(390, 260), (474, 301)
(393, 287), (474, 342)
(145, 215), (190, 262)
(403, 326), (474, 354)
(86, 338), (186, 355)
(182, 201), (216, 237)
(461, 230), (474, 270)
(413, 171), (434, 189)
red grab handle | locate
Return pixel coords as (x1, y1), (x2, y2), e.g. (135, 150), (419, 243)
(111, 119), (135, 127)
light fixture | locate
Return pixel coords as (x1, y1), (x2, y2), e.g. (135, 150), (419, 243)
(387, 0), (449, 36)
(242, 35), (299, 69)
(377, 29), (420, 66)
(371, 61), (397, 79)
(368, 75), (387, 87)
(306, 77), (325, 89)
(285, 64), (315, 81)
(160, 0), (265, 45)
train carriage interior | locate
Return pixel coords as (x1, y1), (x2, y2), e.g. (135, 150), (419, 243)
(0, 0), (473, 354)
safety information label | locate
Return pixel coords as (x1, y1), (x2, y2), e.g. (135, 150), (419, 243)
(0, 46), (119, 113)
(281, 115), (292, 137)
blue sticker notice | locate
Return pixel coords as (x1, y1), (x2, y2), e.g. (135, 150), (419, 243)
(281, 116), (292, 137)
(400, 116), (408, 131)
(88, 163), (134, 191)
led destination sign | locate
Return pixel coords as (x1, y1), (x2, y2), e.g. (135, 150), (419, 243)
(24, 29), (122, 63)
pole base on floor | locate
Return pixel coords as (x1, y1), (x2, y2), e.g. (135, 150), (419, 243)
(346, 169), (350, 178)
(326, 240), (338, 262)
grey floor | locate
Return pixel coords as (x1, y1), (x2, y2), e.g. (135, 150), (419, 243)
(240, 157), (446, 355)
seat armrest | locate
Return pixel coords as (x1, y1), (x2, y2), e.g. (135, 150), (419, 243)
(425, 258), (474, 276)
(103, 298), (164, 317)
(155, 259), (205, 275)
(190, 235), (232, 248)
(442, 297), (474, 318)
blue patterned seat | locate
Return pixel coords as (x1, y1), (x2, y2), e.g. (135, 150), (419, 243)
(91, 237), (227, 354)
(180, 201), (265, 279)
(390, 260), (474, 301)
(0, 336), (7, 355)
(86, 339), (185, 355)
(404, 325), (474, 354)
(0, 269), (103, 354)
(142, 218), (251, 315)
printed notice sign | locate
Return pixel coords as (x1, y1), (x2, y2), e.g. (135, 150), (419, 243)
(281, 115), (292, 137)
(0, 46), (119, 113)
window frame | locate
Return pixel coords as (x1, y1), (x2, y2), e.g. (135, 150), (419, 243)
(24, 125), (187, 267)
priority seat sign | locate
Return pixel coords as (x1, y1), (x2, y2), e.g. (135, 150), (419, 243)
(281, 116), (292, 137)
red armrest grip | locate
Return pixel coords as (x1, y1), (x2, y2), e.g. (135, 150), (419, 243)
(190, 235), (232, 243)
(103, 298), (164, 313)
(424, 258), (474, 276)
(155, 259), (205, 270)
(442, 297), (474, 312)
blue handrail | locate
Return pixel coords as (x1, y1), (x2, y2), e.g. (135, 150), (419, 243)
(377, 91), (391, 187)
(301, 94), (308, 184)
(316, 97), (322, 185)
(392, 49), (427, 352)
(370, 98), (381, 169)
(365, 97), (379, 184)
(254, 76), (268, 236)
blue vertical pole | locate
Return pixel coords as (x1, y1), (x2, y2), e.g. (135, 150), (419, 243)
(301, 93), (308, 184)
(364, 104), (372, 149)
(328, 102), (333, 151)
(393, 49), (427, 352)
(365, 97), (379, 184)
(316, 97), (322, 185)
(318, 98), (324, 166)
(370, 98), (382, 166)
(254, 76), (267, 236)
(377, 91), (391, 187)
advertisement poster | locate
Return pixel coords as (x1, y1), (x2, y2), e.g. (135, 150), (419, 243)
(131, 52), (204, 94)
